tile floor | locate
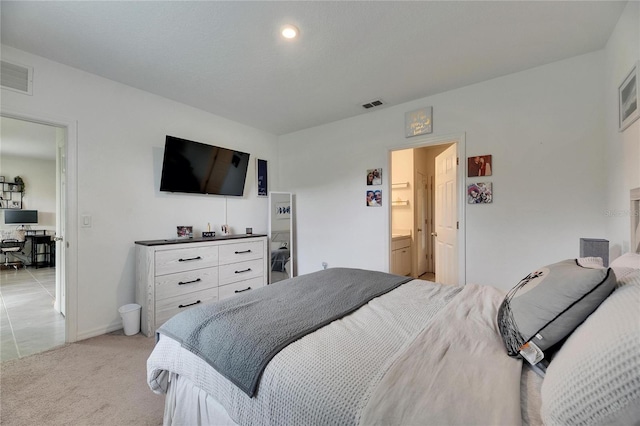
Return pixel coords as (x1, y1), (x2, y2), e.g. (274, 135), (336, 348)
(0, 266), (65, 361)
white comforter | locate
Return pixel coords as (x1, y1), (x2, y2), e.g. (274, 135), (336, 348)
(147, 279), (523, 425)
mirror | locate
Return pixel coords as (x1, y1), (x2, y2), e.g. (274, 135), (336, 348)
(268, 192), (294, 283)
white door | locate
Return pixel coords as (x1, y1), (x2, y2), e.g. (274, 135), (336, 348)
(416, 172), (428, 276)
(54, 128), (66, 316)
(434, 144), (457, 285)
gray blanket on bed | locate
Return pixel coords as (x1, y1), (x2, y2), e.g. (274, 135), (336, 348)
(157, 267), (412, 397)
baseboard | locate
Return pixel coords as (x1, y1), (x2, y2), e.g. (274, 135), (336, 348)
(75, 323), (124, 341)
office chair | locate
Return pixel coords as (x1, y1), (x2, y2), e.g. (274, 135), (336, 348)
(1, 230), (26, 270)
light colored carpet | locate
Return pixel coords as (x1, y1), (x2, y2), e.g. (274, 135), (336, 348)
(0, 330), (164, 425)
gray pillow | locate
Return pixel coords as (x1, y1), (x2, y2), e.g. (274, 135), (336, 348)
(497, 259), (616, 358)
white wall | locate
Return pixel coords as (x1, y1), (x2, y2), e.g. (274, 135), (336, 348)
(604, 1), (640, 258)
(1, 45), (279, 339)
(279, 51), (608, 291)
(0, 154), (57, 231)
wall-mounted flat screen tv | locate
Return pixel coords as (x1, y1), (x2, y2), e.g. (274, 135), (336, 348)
(160, 136), (250, 197)
(4, 209), (38, 224)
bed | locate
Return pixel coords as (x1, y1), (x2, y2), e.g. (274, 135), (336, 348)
(147, 189), (640, 426)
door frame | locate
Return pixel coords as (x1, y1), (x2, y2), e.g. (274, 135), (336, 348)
(1, 108), (79, 342)
(387, 132), (466, 285)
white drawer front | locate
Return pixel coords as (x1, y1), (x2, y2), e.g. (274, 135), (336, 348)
(219, 240), (264, 265)
(155, 287), (218, 327)
(155, 267), (218, 300)
(155, 246), (219, 276)
(218, 277), (264, 301)
(219, 258), (264, 285)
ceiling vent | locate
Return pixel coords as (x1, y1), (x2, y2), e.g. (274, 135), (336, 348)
(362, 99), (384, 109)
(1, 60), (33, 95)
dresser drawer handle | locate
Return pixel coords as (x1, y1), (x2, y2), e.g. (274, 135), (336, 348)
(234, 287), (252, 293)
(235, 250), (252, 254)
(178, 278), (201, 285)
(235, 268), (252, 274)
(179, 256), (202, 262)
(178, 300), (201, 308)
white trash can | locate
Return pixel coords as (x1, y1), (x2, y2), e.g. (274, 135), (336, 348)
(118, 303), (141, 336)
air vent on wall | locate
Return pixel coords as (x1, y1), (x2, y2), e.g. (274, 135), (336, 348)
(1, 60), (33, 95)
(362, 99), (384, 109)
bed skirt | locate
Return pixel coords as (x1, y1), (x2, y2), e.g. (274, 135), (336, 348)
(163, 367), (543, 426)
(164, 373), (238, 426)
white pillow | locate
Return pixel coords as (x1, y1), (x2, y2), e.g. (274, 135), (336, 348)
(541, 270), (640, 425)
(610, 252), (640, 269)
(610, 252), (640, 284)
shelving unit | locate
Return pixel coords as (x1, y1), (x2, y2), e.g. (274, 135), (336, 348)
(391, 182), (409, 189)
(391, 182), (410, 206)
(0, 181), (23, 209)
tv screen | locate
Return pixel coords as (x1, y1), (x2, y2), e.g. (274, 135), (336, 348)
(4, 209), (38, 224)
(160, 136), (250, 196)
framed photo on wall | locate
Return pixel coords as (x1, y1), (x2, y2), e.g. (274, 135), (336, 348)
(619, 62), (639, 131)
(467, 155), (492, 177)
(257, 159), (268, 197)
(467, 182), (492, 204)
(366, 168), (382, 185)
(366, 190), (382, 206)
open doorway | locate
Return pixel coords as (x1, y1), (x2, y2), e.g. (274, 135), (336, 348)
(389, 134), (466, 285)
(0, 116), (66, 360)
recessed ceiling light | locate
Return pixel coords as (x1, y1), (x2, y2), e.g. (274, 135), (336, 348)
(281, 25), (299, 39)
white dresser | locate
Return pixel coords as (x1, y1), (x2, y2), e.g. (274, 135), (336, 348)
(135, 235), (268, 337)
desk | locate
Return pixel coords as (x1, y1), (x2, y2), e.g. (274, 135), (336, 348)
(25, 234), (52, 268)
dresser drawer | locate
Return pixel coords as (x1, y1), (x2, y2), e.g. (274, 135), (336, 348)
(155, 287), (218, 327)
(219, 258), (265, 285)
(218, 277), (264, 301)
(219, 240), (264, 265)
(155, 245), (219, 276)
(155, 267), (218, 300)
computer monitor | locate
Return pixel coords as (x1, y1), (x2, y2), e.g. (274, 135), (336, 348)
(4, 209), (38, 224)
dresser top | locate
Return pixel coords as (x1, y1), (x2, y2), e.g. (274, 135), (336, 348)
(135, 234), (267, 246)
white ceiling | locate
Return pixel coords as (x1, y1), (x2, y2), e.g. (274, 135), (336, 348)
(0, 1), (627, 137)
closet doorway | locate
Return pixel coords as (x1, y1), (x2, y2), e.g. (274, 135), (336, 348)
(0, 115), (71, 360)
(389, 134), (466, 286)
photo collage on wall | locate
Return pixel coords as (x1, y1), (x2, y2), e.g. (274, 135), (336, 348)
(366, 168), (382, 207)
(467, 155), (493, 204)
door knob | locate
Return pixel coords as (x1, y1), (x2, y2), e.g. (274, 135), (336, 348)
(53, 236), (63, 242)
(417, 228), (422, 232)
(431, 232), (437, 237)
